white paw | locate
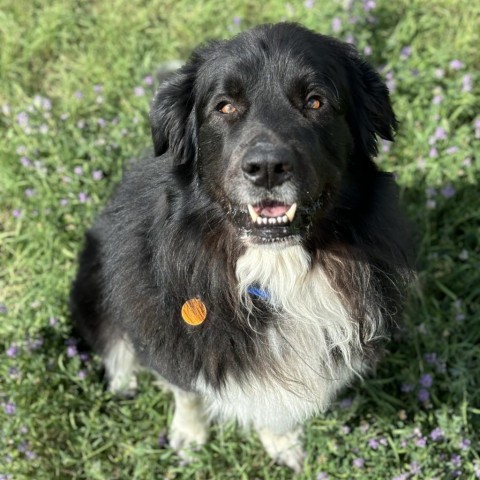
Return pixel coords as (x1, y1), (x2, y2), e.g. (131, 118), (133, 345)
(257, 426), (306, 473)
(108, 373), (138, 398)
(169, 416), (208, 455)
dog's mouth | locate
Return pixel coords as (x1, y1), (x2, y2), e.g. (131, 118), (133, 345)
(230, 198), (323, 244)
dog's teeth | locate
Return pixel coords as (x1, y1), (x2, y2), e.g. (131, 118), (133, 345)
(285, 203), (297, 223)
(281, 215), (288, 224)
(268, 218), (276, 225)
(256, 217), (263, 225)
(247, 204), (259, 222)
(262, 217), (268, 225)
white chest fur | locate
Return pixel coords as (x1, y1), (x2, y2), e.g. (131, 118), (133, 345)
(196, 245), (367, 433)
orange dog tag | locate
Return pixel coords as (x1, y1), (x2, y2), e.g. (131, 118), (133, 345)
(181, 298), (207, 326)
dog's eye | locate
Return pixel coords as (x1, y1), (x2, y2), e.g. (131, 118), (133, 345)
(218, 103), (237, 114)
(306, 97), (322, 110)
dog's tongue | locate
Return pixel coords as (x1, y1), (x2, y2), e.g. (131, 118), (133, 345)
(256, 202), (290, 218)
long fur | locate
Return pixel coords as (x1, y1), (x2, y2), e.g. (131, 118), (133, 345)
(70, 22), (414, 467)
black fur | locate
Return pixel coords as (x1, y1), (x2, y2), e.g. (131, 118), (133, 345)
(71, 23), (413, 394)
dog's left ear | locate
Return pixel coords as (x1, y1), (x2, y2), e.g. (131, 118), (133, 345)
(343, 45), (398, 158)
(150, 61), (198, 164)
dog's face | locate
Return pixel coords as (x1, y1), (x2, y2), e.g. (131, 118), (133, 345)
(151, 23), (397, 246)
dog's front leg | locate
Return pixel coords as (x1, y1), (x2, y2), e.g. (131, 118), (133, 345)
(257, 425), (306, 473)
(169, 387), (209, 456)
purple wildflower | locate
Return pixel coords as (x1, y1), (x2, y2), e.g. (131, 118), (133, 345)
(12, 209), (22, 218)
(353, 457), (365, 468)
(392, 474), (409, 480)
(60, 198), (69, 206)
(143, 75), (153, 85)
(74, 166), (84, 175)
(67, 345), (78, 358)
(316, 473), (329, 480)
(92, 170), (104, 181)
(9, 366), (20, 378)
(433, 126), (447, 141)
(419, 374), (433, 388)
(363, 0), (376, 11)
(459, 438), (470, 450)
(410, 461), (421, 475)
(232, 15), (242, 25)
(364, 45), (372, 56)
(418, 388), (429, 403)
(368, 438), (379, 449)
(26, 337), (44, 351)
(304, 0), (314, 8)
(24, 188), (35, 197)
(430, 427), (444, 441)
(429, 147), (438, 158)
(78, 192), (89, 203)
(6, 345), (18, 358)
(74, 91), (84, 99)
(339, 397), (353, 409)
(401, 382), (414, 393)
(79, 352), (90, 362)
(0, 303), (7, 314)
(78, 370), (87, 380)
(93, 84), (103, 93)
(49, 316), (58, 326)
(20, 156), (32, 167)
(434, 68), (445, 78)
(432, 94), (443, 105)
(134, 86), (145, 96)
(332, 17), (342, 33)
(401, 46), (412, 59)
(97, 118), (106, 128)
(4, 402), (16, 415)
(441, 184), (456, 198)
(451, 454), (461, 467)
(16, 112), (29, 127)
(415, 436), (427, 447)
(449, 59), (463, 70)
(446, 146), (459, 154)
(424, 352), (438, 364)
(342, 425), (351, 434)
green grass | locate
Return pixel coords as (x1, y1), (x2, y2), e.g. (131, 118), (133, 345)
(1, 0), (479, 478)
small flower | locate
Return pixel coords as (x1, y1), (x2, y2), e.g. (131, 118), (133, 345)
(78, 370), (87, 379)
(393, 474), (409, 480)
(430, 427), (444, 441)
(60, 198), (69, 206)
(93, 84), (103, 93)
(4, 402), (16, 415)
(400, 46), (412, 59)
(449, 59), (464, 70)
(353, 457), (365, 468)
(419, 374), (433, 388)
(441, 184), (456, 198)
(134, 86), (145, 96)
(429, 147), (438, 158)
(339, 397), (353, 409)
(143, 75), (153, 85)
(24, 188), (35, 197)
(418, 388), (429, 403)
(363, 0), (376, 12)
(316, 473), (329, 480)
(74, 166), (84, 175)
(20, 156), (32, 167)
(67, 345), (78, 358)
(74, 90), (84, 99)
(415, 436), (427, 447)
(232, 15), (242, 25)
(158, 431), (168, 447)
(459, 438), (470, 450)
(332, 17), (342, 33)
(410, 461), (421, 475)
(16, 112), (29, 127)
(342, 425), (351, 434)
(451, 454), (462, 467)
(364, 45), (372, 56)
(12, 209), (22, 218)
(432, 94), (443, 105)
(6, 345), (18, 358)
(49, 316), (58, 326)
(424, 352), (438, 364)
(401, 382), (414, 393)
(92, 170), (104, 181)
(304, 0), (314, 8)
(97, 118), (106, 128)
(434, 68), (445, 78)
(78, 192), (89, 203)
(433, 126), (447, 141)
(368, 438), (379, 449)
(445, 146), (459, 154)
(0, 303), (7, 314)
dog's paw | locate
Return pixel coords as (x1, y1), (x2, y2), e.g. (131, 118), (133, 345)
(169, 416), (208, 455)
(107, 373), (138, 398)
(257, 426), (306, 474)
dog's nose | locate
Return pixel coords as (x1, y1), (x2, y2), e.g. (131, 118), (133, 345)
(241, 145), (294, 188)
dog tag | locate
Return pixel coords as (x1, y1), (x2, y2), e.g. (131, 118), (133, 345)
(181, 298), (207, 326)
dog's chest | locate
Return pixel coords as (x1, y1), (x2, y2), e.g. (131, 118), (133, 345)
(196, 245), (364, 432)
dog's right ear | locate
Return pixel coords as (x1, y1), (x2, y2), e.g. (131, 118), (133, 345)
(150, 61), (198, 164)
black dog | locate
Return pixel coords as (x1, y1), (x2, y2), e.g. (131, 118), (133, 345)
(71, 23), (413, 472)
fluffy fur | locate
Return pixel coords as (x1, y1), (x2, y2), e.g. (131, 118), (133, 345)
(70, 23), (414, 472)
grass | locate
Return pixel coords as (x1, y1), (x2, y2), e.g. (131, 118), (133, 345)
(1, 0), (479, 478)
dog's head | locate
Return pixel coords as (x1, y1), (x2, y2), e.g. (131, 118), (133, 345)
(150, 23), (397, 246)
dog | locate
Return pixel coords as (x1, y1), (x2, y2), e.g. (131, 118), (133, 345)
(70, 22), (414, 472)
